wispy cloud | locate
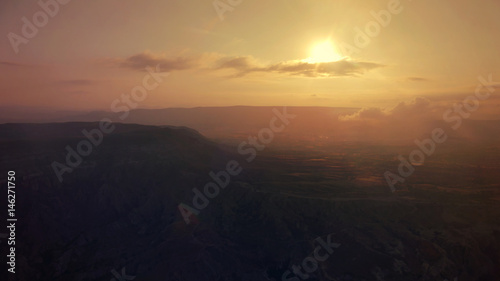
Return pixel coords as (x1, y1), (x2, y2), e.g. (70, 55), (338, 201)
(407, 76), (430, 82)
(56, 79), (95, 86)
(215, 55), (384, 78)
(0, 61), (28, 67)
(102, 51), (384, 78)
(66, 90), (89, 95)
(102, 51), (197, 72)
(268, 60), (383, 77)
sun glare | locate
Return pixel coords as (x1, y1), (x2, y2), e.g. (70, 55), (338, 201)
(306, 41), (344, 63)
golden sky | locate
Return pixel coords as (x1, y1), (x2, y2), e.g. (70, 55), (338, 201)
(1, 0), (499, 113)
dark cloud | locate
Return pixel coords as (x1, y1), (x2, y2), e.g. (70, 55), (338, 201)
(216, 56), (256, 77)
(422, 87), (500, 103)
(104, 51), (197, 72)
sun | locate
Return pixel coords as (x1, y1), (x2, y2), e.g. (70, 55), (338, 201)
(306, 41), (344, 63)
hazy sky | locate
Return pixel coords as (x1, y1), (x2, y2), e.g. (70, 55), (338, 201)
(1, 0), (499, 112)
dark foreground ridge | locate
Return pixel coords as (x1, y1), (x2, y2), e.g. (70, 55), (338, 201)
(0, 123), (498, 281)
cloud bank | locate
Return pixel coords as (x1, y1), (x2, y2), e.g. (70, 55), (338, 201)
(102, 51), (198, 72)
(339, 97), (434, 121)
(103, 51), (384, 78)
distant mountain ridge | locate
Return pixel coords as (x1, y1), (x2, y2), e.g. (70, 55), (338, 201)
(1, 107), (499, 145)
(0, 122), (208, 142)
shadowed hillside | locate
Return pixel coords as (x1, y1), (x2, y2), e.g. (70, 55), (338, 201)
(0, 123), (499, 280)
